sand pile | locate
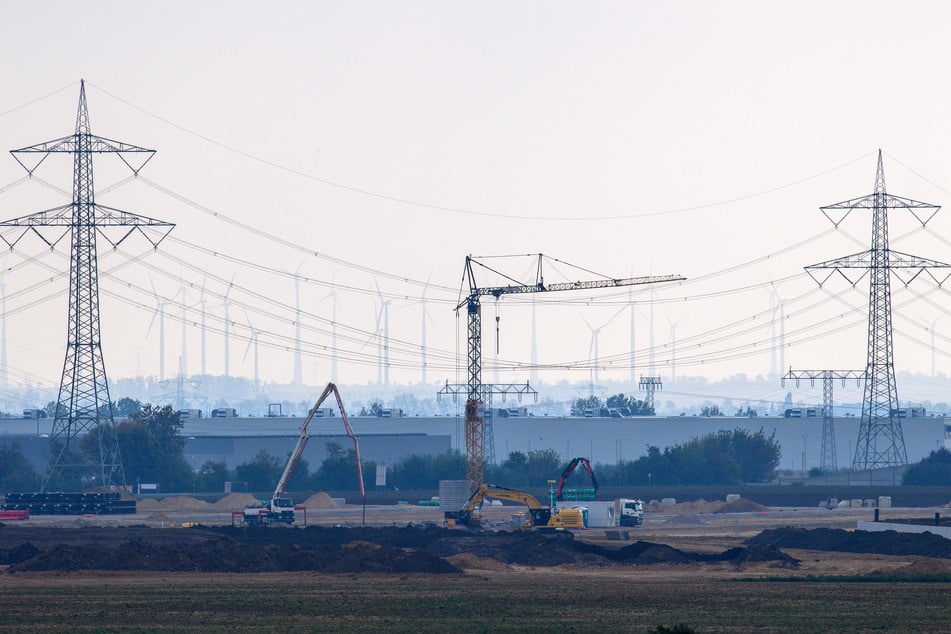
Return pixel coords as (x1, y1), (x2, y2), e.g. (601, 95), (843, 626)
(302, 492), (342, 509)
(211, 493), (260, 512)
(716, 498), (769, 513)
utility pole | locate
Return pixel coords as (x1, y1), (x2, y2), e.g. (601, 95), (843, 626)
(783, 369), (864, 472)
(805, 150), (951, 470)
(0, 81), (174, 489)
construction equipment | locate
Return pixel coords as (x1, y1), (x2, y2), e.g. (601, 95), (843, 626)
(456, 254), (685, 491)
(555, 457), (598, 502)
(618, 498), (645, 526)
(445, 483), (585, 530)
(241, 382), (365, 526)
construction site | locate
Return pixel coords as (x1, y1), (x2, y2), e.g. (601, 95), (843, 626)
(6, 5), (951, 631)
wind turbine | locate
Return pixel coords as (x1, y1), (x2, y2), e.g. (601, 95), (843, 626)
(292, 260), (305, 385)
(418, 274), (436, 385)
(766, 280), (785, 377)
(196, 274), (207, 376)
(666, 315), (680, 383)
(243, 309), (261, 393)
(147, 277), (167, 382)
(173, 278), (193, 379)
(317, 288), (338, 382)
(583, 307), (625, 396)
(374, 282), (394, 387)
(923, 316), (944, 378)
(213, 273), (236, 378)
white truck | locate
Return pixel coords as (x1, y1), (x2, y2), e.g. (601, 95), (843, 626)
(618, 498), (645, 526)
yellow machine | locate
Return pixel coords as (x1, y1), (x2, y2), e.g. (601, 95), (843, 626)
(445, 484), (584, 530)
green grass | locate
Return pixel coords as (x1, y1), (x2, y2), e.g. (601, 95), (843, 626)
(0, 571), (949, 632)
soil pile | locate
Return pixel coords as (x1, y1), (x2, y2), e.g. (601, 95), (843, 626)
(301, 493), (341, 509)
(0, 524), (803, 573)
(210, 493), (260, 512)
(747, 527), (951, 558)
(716, 498), (769, 513)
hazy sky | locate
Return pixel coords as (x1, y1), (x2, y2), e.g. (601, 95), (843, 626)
(3, 1), (951, 409)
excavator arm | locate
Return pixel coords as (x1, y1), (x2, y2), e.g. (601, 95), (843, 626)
(555, 457), (598, 501)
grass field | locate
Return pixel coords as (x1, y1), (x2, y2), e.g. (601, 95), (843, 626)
(1, 568), (949, 633)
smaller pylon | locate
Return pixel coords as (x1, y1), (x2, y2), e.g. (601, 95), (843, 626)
(783, 370), (864, 472)
(638, 376), (662, 415)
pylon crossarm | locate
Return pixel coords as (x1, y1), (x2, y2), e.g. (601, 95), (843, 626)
(821, 193), (939, 211)
(0, 204), (73, 226)
(887, 250), (951, 270)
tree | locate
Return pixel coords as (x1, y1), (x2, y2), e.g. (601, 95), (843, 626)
(571, 396), (602, 416)
(388, 450), (465, 489)
(113, 397), (143, 417)
(606, 393), (653, 415)
(194, 460), (231, 493)
(309, 442), (369, 491)
(0, 443), (41, 492)
(80, 404), (194, 492)
(235, 450), (284, 492)
(490, 448), (562, 488)
(903, 448), (951, 485)
(358, 401), (384, 416)
(621, 428), (780, 486)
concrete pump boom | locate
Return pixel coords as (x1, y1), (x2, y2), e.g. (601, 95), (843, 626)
(273, 382), (365, 501)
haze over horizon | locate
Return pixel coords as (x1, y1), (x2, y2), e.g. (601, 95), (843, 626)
(4, 3), (951, 417)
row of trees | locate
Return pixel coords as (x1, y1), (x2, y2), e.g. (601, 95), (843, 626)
(572, 394), (654, 416)
(3, 403), (947, 492)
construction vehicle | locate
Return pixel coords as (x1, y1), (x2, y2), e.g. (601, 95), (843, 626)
(241, 382), (365, 526)
(555, 456), (598, 502)
(445, 484), (585, 530)
(618, 498), (645, 526)
(448, 254), (685, 492)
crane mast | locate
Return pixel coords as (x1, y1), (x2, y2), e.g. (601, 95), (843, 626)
(459, 254), (684, 491)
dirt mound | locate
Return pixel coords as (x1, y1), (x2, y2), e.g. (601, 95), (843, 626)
(716, 498), (769, 513)
(6, 536), (460, 574)
(646, 498), (726, 514)
(135, 499), (162, 511)
(301, 492), (341, 509)
(612, 541), (702, 564)
(211, 493), (260, 512)
(137, 497), (213, 512)
(874, 558), (951, 578)
(747, 527), (951, 558)
(720, 543), (800, 568)
(0, 524), (802, 573)
(444, 552), (513, 571)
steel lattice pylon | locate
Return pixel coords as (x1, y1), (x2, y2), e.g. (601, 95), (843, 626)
(806, 151), (951, 470)
(0, 81), (174, 490)
(782, 370), (864, 472)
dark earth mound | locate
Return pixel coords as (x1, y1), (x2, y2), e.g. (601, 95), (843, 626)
(14, 523), (927, 573)
(747, 527), (951, 558)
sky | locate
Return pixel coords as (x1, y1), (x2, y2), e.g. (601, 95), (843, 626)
(3, 1), (951, 412)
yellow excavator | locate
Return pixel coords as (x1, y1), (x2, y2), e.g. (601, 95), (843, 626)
(445, 484), (585, 530)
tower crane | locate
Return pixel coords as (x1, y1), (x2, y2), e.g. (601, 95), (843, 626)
(457, 254), (685, 491)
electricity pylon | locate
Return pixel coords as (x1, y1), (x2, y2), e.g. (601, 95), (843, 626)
(782, 369), (864, 472)
(638, 375), (662, 414)
(0, 81), (174, 489)
(805, 150), (951, 470)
